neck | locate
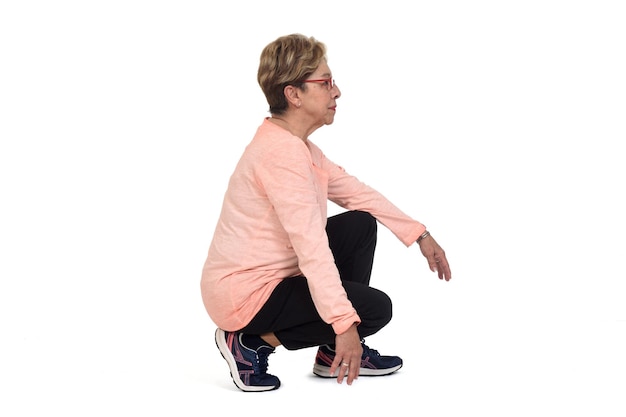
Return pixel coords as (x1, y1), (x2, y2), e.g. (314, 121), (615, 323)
(269, 116), (308, 142)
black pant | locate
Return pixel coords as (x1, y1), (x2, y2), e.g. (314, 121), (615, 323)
(241, 210), (393, 350)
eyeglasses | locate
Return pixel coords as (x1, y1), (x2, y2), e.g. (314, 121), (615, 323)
(299, 78), (336, 91)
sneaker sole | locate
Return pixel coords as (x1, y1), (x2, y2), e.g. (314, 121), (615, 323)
(312, 363), (403, 378)
(214, 328), (279, 392)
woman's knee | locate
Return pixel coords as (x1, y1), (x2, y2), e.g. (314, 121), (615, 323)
(375, 288), (393, 325)
(358, 287), (393, 329)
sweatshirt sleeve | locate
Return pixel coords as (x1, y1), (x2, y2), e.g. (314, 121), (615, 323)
(316, 146), (426, 246)
(255, 137), (361, 334)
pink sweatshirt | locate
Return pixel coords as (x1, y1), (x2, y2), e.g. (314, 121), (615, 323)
(201, 118), (426, 335)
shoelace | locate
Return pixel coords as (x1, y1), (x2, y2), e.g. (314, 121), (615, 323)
(361, 342), (381, 358)
(325, 341), (381, 359)
(254, 348), (274, 374)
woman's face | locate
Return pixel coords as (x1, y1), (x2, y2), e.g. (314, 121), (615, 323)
(299, 60), (341, 128)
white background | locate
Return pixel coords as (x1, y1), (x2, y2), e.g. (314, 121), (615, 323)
(1, 1), (625, 415)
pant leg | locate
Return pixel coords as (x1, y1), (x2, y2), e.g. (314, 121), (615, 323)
(242, 276), (392, 350)
(241, 211), (391, 350)
(326, 210), (377, 285)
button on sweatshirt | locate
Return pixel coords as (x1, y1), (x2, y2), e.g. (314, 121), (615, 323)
(201, 118), (426, 335)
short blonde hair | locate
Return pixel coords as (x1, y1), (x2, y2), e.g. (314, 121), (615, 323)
(257, 34), (327, 115)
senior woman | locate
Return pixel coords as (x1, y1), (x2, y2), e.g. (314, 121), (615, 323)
(201, 33), (451, 392)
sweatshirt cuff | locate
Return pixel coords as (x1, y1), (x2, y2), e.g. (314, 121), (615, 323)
(332, 314), (361, 335)
(402, 223), (427, 247)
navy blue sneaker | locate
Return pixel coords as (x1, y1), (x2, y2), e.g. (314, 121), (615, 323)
(312, 341), (403, 377)
(215, 328), (281, 392)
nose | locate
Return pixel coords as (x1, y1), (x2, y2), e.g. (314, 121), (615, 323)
(332, 83), (341, 98)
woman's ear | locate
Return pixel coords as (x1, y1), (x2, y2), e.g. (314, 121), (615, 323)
(283, 85), (302, 108)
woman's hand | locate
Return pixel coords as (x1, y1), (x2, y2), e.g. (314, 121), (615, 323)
(330, 323), (362, 385)
(418, 234), (452, 281)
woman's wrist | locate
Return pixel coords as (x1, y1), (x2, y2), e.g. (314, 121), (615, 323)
(416, 230), (430, 244)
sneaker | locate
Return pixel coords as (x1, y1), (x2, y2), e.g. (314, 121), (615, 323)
(214, 328), (281, 392)
(312, 341), (403, 377)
